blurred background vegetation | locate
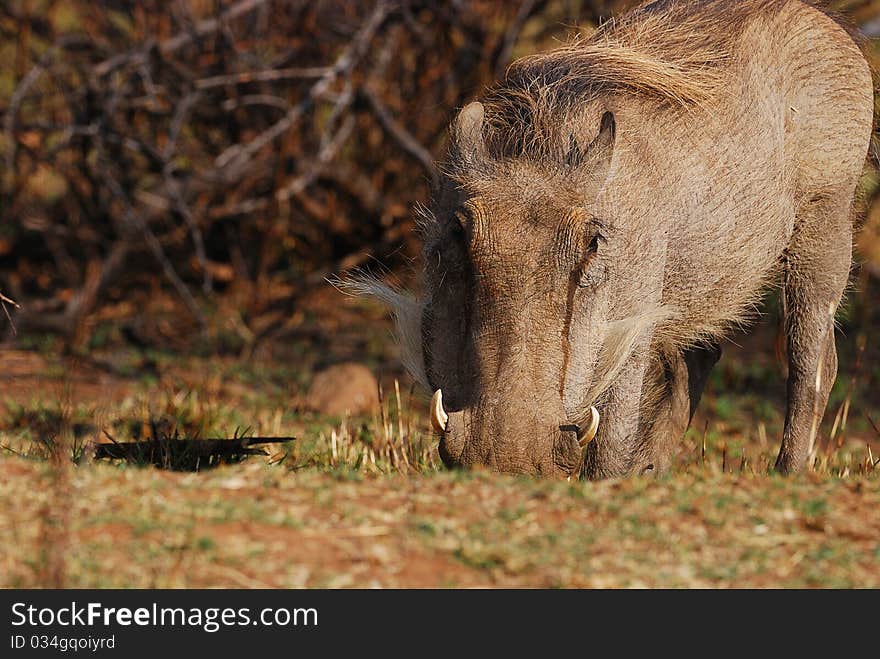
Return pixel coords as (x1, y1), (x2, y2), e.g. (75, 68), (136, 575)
(1, 0), (627, 357)
(1, 1), (879, 433)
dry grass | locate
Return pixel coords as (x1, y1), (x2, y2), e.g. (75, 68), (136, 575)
(1, 457), (878, 588)
(1, 345), (879, 589)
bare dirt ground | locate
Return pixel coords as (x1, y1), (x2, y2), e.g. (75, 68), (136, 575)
(2, 457), (878, 588)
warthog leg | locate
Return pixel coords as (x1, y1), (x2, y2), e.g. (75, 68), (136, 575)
(633, 342), (721, 475)
(581, 340), (720, 479)
(776, 190), (852, 473)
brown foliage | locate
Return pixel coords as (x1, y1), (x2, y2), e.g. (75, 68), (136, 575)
(0, 0), (627, 350)
(0, 1), (877, 352)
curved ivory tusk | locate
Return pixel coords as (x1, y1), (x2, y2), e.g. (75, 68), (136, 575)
(578, 406), (600, 447)
(430, 389), (448, 433)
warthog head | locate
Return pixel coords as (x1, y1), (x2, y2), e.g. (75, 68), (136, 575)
(351, 101), (665, 478)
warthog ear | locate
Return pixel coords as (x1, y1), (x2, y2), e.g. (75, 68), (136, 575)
(565, 111), (615, 181)
(453, 102), (487, 163)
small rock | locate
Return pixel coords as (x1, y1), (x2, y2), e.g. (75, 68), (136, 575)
(219, 476), (248, 490)
(304, 362), (379, 416)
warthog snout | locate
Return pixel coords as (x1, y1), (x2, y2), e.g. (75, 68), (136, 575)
(431, 389), (599, 478)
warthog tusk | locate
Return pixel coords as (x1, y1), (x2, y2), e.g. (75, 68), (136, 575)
(430, 389), (448, 433)
(578, 406), (600, 447)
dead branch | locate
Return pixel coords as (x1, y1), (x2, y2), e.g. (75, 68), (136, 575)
(93, 0), (272, 78)
(0, 291), (20, 335)
(94, 435), (295, 470)
(195, 66), (331, 89)
(276, 115), (356, 202)
(362, 87), (438, 188)
(213, 1), (391, 177)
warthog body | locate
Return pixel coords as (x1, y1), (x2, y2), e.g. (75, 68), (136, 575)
(356, 0), (873, 478)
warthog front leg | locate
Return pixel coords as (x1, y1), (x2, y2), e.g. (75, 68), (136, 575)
(633, 343), (721, 475)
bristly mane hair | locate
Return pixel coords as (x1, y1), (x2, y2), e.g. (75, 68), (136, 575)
(474, 0), (839, 163)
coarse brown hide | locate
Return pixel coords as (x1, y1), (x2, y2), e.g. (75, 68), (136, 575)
(352, 0), (874, 479)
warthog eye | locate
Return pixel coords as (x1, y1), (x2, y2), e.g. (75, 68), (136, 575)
(576, 232), (605, 289)
(446, 210), (467, 241)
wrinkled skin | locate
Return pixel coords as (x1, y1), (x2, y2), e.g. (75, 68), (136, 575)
(422, 113), (616, 477)
(368, 0), (873, 479)
(422, 149), (721, 478)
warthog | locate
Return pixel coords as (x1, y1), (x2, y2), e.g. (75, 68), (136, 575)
(351, 0), (873, 479)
